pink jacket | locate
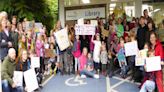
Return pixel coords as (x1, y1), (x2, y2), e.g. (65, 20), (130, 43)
(72, 41), (81, 58)
(79, 54), (87, 71)
(35, 40), (44, 57)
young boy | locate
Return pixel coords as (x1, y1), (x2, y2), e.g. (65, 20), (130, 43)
(140, 50), (156, 92)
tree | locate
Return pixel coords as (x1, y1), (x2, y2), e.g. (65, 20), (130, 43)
(0, 0), (58, 33)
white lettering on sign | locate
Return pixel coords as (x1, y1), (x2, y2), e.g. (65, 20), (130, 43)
(66, 7), (105, 20)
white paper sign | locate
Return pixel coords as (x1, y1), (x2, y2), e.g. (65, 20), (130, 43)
(78, 18), (84, 25)
(31, 57), (40, 68)
(24, 69), (39, 92)
(13, 71), (23, 87)
(124, 41), (138, 56)
(145, 56), (161, 72)
(54, 28), (70, 51)
(90, 20), (98, 26)
(75, 24), (95, 35)
(35, 23), (43, 29)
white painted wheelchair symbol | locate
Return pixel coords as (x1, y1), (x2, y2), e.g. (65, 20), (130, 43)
(65, 76), (87, 86)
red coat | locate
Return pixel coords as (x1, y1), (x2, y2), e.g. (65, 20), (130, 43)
(154, 40), (164, 92)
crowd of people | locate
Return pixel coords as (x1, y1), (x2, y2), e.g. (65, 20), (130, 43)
(0, 9), (164, 92)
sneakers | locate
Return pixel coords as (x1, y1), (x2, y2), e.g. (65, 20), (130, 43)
(94, 74), (99, 79)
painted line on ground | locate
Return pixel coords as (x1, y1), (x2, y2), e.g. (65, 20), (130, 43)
(111, 76), (130, 89)
(106, 77), (111, 92)
(42, 75), (54, 86)
(113, 76), (140, 85)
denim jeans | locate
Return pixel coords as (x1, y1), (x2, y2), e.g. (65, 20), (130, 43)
(140, 80), (155, 92)
(80, 69), (95, 78)
(2, 80), (23, 92)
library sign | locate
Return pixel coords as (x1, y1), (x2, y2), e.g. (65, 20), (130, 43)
(66, 7), (105, 20)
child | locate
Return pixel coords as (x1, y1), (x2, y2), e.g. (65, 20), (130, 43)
(46, 43), (57, 75)
(18, 34), (27, 56)
(72, 35), (81, 75)
(140, 50), (155, 92)
(100, 42), (108, 76)
(107, 50), (114, 78)
(117, 37), (127, 78)
(35, 34), (45, 74)
(128, 30), (137, 81)
(79, 48), (99, 79)
(92, 33), (101, 74)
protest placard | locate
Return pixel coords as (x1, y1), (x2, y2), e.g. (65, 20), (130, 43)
(45, 49), (56, 58)
(24, 69), (39, 92)
(77, 18), (84, 25)
(25, 21), (34, 31)
(31, 57), (40, 68)
(13, 71), (23, 87)
(101, 29), (109, 37)
(35, 23), (43, 29)
(54, 28), (70, 51)
(75, 24), (95, 35)
(145, 56), (161, 72)
(124, 41), (138, 56)
(135, 49), (148, 66)
(90, 20), (98, 26)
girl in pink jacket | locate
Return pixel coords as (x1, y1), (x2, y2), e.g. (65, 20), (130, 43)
(35, 34), (45, 74)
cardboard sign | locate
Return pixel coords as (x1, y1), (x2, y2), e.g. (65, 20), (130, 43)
(75, 24), (95, 35)
(54, 28), (70, 51)
(24, 69), (39, 92)
(124, 41), (138, 56)
(145, 56), (161, 72)
(45, 49), (56, 58)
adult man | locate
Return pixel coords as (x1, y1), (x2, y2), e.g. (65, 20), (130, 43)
(137, 16), (148, 50)
(1, 48), (23, 92)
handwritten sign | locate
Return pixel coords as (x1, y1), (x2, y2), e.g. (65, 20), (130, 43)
(54, 28), (70, 51)
(24, 69), (39, 92)
(75, 24), (95, 35)
(135, 49), (148, 66)
(145, 56), (161, 72)
(124, 41), (138, 56)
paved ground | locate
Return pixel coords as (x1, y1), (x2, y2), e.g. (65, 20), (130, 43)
(41, 74), (140, 92)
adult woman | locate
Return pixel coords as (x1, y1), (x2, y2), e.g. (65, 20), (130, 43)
(0, 18), (12, 61)
(16, 49), (29, 91)
(16, 49), (29, 72)
(149, 32), (164, 92)
(145, 22), (155, 43)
